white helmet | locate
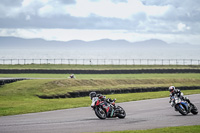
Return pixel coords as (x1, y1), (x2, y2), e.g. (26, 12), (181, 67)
(169, 86), (175, 92)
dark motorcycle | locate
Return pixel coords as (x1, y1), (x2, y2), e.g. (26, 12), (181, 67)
(170, 94), (198, 115)
(91, 97), (126, 119)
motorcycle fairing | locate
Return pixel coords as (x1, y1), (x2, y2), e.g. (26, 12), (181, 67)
(180, 102), (189, 111)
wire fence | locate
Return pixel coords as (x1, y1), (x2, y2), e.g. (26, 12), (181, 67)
(0, 59), (200, 65)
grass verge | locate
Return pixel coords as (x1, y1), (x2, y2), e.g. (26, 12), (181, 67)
(95, 125), (200, 133)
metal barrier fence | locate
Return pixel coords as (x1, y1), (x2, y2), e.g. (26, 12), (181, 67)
(0, 59), (200, 65)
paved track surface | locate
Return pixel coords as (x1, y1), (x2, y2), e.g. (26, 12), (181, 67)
(0, 94), (200, 133)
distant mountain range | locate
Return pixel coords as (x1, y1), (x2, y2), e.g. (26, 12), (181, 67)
(0, 36), (198, 49)
(1, 36), (200, 60)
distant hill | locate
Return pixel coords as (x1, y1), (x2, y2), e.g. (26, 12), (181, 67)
(1, 36), (200, 60)
(0, 36), (196, 50)
(133, 39), (168, 47)
(0, 37), (66, 48)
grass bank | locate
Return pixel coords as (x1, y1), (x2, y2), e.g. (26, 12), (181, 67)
(1, 74), (200, 97)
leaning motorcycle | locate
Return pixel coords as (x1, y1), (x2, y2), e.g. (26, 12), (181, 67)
(91, 97), (126, 119)
(170, 94), (198, 115)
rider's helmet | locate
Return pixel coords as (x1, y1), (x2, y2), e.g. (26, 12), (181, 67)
(89, 92), (96, 100)
(169, 86), (175, 93)
(97, 94), (106, 101)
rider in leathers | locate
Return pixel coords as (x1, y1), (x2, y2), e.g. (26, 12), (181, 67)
(169, 86), (190, 107)
(89, 92), (115, 117)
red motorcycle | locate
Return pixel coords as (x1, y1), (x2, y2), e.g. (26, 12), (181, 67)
(91, 95), (126, 119)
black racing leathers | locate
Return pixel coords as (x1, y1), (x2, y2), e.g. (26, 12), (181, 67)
(170, 89), (190, 103)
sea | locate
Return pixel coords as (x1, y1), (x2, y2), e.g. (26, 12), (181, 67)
(0, 47), (200, 65)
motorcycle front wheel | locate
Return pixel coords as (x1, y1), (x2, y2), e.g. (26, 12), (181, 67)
(95, 107), (107, 119)
(116, 106), (126, 119)
(175, 104), (188, 115)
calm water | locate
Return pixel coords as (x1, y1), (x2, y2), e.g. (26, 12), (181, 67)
(0, 47), (200, 65)
(1, 47), (200, 59)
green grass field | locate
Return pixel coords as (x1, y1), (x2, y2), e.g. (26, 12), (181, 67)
(1, 73), (200, 79)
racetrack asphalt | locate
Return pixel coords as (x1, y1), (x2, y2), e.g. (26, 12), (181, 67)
(0, 94), (200, 133)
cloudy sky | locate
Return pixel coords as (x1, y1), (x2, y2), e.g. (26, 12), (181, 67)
(0, 0), (200, 45)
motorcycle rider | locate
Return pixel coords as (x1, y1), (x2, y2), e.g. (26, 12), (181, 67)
(69, 74), (76, 79)
(169, 86), (190, 107)
(89, 92), (115, 116)
(89, 92), (114, 105)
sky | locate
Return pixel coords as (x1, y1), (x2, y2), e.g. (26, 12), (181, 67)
(0, 0), (200, 45)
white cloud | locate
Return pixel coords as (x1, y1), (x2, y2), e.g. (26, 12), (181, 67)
(22, 0), (48, 7)
(65, 0), (169, 19)
(177, 23), (190, 31)
(38, 5), (54, 17)
(22, 0), (33, 7)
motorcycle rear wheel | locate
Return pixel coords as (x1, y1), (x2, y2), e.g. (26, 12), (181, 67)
(190, 103), (198, 115)
(95, 107), (107, 119)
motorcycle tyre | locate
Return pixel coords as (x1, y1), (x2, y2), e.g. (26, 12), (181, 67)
(94, 107), (107, 119)
(175, 104), (188, 116)
(190, 103), (198, 115)
(116, 106), (126, 119)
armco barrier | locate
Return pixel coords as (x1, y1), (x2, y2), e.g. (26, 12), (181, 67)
(0, 78), (27, 86)
(37, 86), (200, 99)
(0, 69), (200, 74)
